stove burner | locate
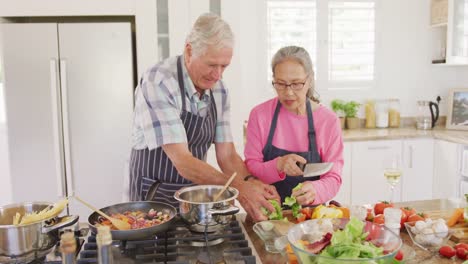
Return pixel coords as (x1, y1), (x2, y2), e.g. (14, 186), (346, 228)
(196, 251), (225, 264)
(189, 237), (224, 247)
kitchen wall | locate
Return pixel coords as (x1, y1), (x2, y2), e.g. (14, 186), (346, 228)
(220, 0), (468, 154)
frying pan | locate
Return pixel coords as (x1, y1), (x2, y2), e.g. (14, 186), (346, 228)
(87, 201), (177, 240)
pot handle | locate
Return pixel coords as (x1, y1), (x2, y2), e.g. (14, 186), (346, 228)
(208, 205), (239, 216)
(42, 215), (79, 233)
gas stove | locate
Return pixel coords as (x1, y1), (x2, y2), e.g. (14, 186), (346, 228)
(40, 216), (256, 264)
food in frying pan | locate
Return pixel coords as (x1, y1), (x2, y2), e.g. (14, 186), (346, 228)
(12, 198), (68, 226)
(96, 209), (171, 230)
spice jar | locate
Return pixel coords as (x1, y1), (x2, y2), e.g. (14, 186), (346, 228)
(376, 99), (389, 128)
(364, 100), (376, 128)
(388, 99), (401, 128)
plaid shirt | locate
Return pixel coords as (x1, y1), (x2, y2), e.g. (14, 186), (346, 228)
(132, 55), (232, 150)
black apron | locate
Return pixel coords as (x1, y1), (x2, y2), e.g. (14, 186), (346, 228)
(129, 56), (217, 208)
(262, 100), (321, 203)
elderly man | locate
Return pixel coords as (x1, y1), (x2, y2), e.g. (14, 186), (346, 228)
(129, 13), (279, 221)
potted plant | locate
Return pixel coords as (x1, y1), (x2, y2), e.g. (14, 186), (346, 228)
(343, 101), (361, 129)
(331, 99), (346, 129)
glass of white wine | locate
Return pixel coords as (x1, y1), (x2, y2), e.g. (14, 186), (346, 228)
(383, 154), (402, 202)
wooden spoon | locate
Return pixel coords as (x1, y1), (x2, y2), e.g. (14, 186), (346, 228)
(73, 196), (131, 230)
(213, 172), (237, 202)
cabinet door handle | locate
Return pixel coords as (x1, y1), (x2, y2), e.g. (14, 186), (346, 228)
(409, 145), (414, 169)
(59, 59), (74, 197)
(367, 146), (391, 150)
(50, 59), (66, 198)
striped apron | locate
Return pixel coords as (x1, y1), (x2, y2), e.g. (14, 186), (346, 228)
(262, 100), (321, 203)
(129, 56), (217, 208)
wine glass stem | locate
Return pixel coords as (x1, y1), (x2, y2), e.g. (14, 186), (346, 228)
(389, 185), (395, 202)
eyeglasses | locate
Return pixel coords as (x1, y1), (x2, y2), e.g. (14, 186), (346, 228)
(272, 76), (308, 91)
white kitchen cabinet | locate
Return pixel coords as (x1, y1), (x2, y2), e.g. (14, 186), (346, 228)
(401, 138), (434, 201)
(334, 142), (352, 205)
(351, 140), (402, 205)
(433, 139), (459, 198)
(0, 23), (134, 219)
(447, 0), (468, 64)
(431, 0), (468, 65)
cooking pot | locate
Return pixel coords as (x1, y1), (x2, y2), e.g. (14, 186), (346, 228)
(0, 202), (79, 264)
(87, 201), (177, 240)
(174, 185), (239, 232)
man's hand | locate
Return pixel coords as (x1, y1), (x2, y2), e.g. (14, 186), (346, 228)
(237, 180), (280, 222)
(276, 154), (307, 176)
(291, 181), (316, 205)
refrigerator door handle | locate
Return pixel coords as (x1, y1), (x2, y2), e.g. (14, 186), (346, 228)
(50, 59), (66, 198)
(60, 59), (75, 197)
(409, 145), (414, 169)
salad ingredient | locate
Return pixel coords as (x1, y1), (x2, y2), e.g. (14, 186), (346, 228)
(439, 245), (456, 258)
(394, 250), (404, 261)
(320, 217), (384, 259)
(306, 233), (332, 254)
(262, 199), (285, 220)
(447, 208), (464, 227)
(374, 201), (394, 215)
(312, 205), (343, 219)
(373, 214), (384, 225)
(455, 243), (468, 251)
(401, 207), (416, 218)
(457, 248), (468, 260)
(407, 213), (426, 222)
(410, 218), (449, 247)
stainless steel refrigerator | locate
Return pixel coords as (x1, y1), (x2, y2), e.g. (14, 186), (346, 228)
(0, 22), (134, 219)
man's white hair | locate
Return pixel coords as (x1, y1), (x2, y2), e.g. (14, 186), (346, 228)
(185, 13), (234, 57)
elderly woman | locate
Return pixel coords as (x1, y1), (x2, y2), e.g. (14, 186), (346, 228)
(244, 46), (344, 205)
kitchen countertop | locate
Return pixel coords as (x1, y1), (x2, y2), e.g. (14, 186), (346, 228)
(342, 127), (468, 145)
(239, 199), (466, 264)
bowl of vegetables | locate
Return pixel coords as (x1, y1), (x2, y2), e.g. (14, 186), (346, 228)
(404, 218), (453, 251)
(287, 217), (402, 263)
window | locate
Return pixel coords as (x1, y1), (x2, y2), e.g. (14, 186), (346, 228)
(267, 0), (376, 90)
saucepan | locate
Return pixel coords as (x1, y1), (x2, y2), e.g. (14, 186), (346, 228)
(174, 185), (239, 232)
(0, 202), (79, 264)
(87, 201), (177, 240)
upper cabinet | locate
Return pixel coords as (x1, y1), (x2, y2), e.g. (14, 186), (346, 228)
(447, 0), (468, 64)
(431, 0), (449, 26)
(431, 0), (468, 65)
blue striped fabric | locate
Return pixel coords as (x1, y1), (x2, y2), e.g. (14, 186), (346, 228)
(132, 55), (232, 150)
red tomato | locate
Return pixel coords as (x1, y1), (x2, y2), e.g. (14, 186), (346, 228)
(439, 245), (456, 258)
(374, 201), (394, 215)
(394, 250), (404, 261)
(400, 207), (416, 217)
(455, 243), (468, 251)
(366, 208), (374, 222)
(373, 214), (385, 225)
(400, 209), (408, 228)
(296, 213), (306, 223)
(456, 248), (468, 260)
(301, 207), (313, 219)
(407, 213), (425, 222)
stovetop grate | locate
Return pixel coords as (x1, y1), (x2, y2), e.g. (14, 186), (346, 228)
(43, 218), (256, 264)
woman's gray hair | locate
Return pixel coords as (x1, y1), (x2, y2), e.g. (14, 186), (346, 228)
(271, 46), (319, 102)
(186, 13), (234, 57)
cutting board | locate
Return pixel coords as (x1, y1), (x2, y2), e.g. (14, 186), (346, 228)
(425, 209), (467, 243)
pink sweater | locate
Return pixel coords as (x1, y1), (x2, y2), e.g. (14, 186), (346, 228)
(244, 98), (344, 204)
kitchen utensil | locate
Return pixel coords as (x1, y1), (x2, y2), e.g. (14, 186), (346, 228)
(298, 162), (333, 177)
(74, 196), (131, 230)
(287, 218), (402, 263)
(174, 185), (240, 232)
(87, 201), (177, 240)
(0, 202), (78, 264)
(416, 100), (440, 129)
(213, 172), (237, 202)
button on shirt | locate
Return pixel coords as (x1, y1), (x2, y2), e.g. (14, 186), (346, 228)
(132, 55), (233, 150)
